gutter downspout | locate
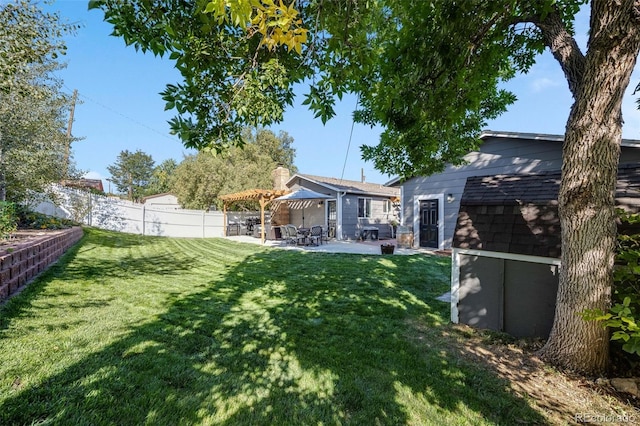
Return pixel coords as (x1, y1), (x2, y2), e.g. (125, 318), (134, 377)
(336, 191), (346, 240)
(400, 185), (404, 226)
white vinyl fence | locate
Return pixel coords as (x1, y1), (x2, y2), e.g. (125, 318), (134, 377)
(32, 185), (263, 238)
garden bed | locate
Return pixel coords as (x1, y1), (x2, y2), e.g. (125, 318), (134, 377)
(0, 227), (83, 302)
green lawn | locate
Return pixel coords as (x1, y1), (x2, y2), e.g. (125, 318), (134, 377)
(0, 228), (546, 425)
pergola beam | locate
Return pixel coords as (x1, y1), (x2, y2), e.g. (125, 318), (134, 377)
(218, 189), (290, 243)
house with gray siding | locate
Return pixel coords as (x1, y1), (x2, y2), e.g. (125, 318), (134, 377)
(279, 172), (400, 240)
(388, 130), (640, 250)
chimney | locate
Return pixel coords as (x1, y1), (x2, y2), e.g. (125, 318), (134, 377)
(361, 168), (366, 183)
(273, 166), (290, 190)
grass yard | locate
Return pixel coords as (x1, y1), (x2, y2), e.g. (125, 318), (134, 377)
(0, 228), (602, 425)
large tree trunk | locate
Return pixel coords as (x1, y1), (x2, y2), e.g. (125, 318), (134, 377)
(538, 1), (640, 375)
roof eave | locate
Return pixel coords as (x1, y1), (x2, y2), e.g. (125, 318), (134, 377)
(481, 129), (640, 147)
(286, 173), (342, 193)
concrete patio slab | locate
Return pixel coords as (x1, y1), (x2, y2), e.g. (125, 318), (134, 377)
(224, 235), (444, 256)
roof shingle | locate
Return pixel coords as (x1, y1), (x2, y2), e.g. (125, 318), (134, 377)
(453, 166), (640, 258)
(295, 174), (399, 197)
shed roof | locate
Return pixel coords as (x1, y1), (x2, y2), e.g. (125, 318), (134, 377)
(141, 192), (178, 202)
(453, 165), (640, 258)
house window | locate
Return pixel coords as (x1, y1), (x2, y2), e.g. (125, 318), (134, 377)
(383, 199), (391, 213)
(358, 198), (372, 218)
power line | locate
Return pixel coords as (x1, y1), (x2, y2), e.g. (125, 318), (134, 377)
(339, 94), (359, 183)
(62, 84), (182, 143)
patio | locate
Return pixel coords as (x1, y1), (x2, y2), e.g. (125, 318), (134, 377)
(224, 234), (441, 256)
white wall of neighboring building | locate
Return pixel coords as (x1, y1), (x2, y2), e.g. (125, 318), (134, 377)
(142, 193), (181, 210)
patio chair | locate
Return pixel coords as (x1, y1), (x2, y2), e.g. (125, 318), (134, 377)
(280, 225), (292, 244)
(309, 225), (323, 246)
(283, 225), (298, 245)
(322, 227), (330, 243)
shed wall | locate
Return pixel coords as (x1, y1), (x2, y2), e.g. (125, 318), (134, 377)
(456, 252), (559, 338)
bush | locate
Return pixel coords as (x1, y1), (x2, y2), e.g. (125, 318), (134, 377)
(15, 206), (78, 230)
(582, 209), (640, 356)
(0, 201), (18, 239)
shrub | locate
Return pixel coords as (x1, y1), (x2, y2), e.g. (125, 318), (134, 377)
(15, 206), (78, 230)
(582, 209), (640, 356)
(0, 201), (18, 239)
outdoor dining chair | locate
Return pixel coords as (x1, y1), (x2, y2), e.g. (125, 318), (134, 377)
(283, 225), (299, 245)
(309, 225), (323, 246)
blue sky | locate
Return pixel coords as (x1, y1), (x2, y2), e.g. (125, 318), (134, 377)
(41, 1), (640, 188)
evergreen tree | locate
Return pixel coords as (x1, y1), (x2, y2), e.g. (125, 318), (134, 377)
(107, 150), (155, 201)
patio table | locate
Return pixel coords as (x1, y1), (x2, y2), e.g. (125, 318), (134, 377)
(297, 228), (311, 245)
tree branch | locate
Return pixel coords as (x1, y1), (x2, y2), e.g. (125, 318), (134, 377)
(530, 8), (586, 98)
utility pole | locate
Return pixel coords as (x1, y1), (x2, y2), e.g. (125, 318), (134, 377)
(128, 172), (133, 201)
(64, 89), (78, 179)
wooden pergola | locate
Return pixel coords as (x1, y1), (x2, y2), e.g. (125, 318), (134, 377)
(218, 189), (290, 243)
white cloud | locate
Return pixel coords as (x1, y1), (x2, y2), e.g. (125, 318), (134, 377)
(530, 77), (561, 93)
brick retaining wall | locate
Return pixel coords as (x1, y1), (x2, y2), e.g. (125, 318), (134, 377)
(0, 227), (84, 302)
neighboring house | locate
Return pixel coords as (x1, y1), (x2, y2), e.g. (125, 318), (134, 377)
(450, 166), (640, 338)
(141, 193), (181, 210)
(388, 130), (640, 250)
(61, 179), (104, 193)
(276, 171), (400, 240)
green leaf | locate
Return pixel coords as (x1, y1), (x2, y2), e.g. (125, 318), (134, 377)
(87, 0), (103, 10)
(622, 337), (640, 355)
(203, 2), (216, 14)
(612, 331), (630, 341)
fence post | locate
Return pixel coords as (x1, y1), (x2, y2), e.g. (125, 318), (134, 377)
(142, 204), (146, 236)
(88, 192), (93, 226)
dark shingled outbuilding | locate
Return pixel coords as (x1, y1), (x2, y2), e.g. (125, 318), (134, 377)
(454, 165), (640, 259)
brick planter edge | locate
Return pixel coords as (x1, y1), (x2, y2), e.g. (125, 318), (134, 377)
(0, 227), (84, 303)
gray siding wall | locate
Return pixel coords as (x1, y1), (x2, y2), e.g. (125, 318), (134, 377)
(288, 177), (398, 240)
(401, 136), (640, 249)
(340, 195), (396, 240)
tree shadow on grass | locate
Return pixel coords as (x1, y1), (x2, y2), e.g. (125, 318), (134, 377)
(0, 248), (547, 425)
(77, 227), (153, 249)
